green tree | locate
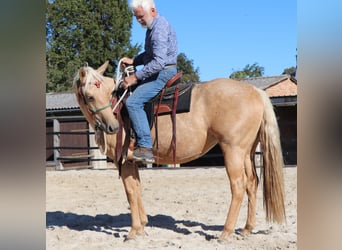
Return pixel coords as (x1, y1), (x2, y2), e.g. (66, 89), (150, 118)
(229, 63), (264, 80)
(46, 0), (140, 92)
(177, 52), (200, 83)
(282, 66), (296, 76)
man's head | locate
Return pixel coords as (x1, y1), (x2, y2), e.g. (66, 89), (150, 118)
(130, 0), (157, 28)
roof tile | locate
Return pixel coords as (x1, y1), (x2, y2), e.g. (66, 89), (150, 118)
(46, 92), (79, 110)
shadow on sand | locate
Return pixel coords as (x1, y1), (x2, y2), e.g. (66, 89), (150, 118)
(46, 211), (224, 240)
(46, 211), (271, 240)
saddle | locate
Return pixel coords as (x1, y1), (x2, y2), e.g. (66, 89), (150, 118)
(144, 72), (194, 128)
(143, 72), (195, 166)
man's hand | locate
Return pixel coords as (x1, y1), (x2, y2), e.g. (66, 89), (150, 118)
(120, 57), (134, 69)
(123, 74), (138, 89)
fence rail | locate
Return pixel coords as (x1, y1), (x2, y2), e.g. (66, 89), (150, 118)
(46, 118), (110, 170)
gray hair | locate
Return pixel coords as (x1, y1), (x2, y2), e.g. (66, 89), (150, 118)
(130, 0), (155, 12)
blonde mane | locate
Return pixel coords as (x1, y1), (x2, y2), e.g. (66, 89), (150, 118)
(73, 66), (105, 90)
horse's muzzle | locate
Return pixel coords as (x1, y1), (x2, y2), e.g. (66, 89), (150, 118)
(95, 119), (119, 134)
(106, 123), (119, 134)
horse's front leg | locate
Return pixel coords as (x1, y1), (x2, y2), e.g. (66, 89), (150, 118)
(121, 161), (148, 240)
(133, 162), (148, 235)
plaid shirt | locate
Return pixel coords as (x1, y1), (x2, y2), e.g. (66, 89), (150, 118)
(133, 15), (178, 80)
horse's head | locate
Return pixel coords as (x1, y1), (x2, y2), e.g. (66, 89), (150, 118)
(73, 61), (119, 134)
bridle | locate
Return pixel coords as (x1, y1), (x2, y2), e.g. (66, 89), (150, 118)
(89, 102), (112, 114)
(76, 60), (135, 117)
(76, 79), (116, 117)
(75, 63), (135, 161)
(76, 76), (120, 156)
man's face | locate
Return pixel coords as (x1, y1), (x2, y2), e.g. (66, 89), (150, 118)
(133, 6), (156, 28)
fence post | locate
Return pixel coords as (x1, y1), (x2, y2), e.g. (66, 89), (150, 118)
(255, 142), (263, 167)
(89, 125), (108, 169)
(53, 119), (63, 170)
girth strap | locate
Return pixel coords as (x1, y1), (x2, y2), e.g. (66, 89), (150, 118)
(171, 85), (179, 166)
(154, 88), (164, 163)
(114, 102), (124, 177)
(154, 83), (180, 167)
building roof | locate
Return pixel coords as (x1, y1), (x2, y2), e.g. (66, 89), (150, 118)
(46, 92), (79, 111)
(242, 75), (297, 97)
(242, 74), (293, 89)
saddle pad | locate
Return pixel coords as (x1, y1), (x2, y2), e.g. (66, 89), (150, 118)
(144, 83), (194, 128)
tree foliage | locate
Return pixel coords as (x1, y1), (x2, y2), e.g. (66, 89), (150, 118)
(177, 53), (200, 83)
(282, 66), (296, 76)
(46, 0), (140, 92)
(229, 63), (264, 80)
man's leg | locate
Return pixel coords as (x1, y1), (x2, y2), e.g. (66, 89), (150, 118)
(125, 68), (177, 162)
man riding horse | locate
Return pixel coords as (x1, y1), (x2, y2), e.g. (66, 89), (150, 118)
(120, 0), (178, 164)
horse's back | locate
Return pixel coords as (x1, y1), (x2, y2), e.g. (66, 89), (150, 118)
(192, 78), (264, 116)
(190, 78), (264, 144)
(194, 78), (260, 98)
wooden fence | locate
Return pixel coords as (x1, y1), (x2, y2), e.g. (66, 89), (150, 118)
(46, 117), (110, 170)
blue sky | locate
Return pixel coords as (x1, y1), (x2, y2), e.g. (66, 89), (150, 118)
(130, 0), (297, 81)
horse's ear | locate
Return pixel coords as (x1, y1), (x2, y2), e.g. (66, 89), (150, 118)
(97, 60), (109, 75)
(79, 68), (86, 83)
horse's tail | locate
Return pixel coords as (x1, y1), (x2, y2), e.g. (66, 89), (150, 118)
(257, 88), (286, 224)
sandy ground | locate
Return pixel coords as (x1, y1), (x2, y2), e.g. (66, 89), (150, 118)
(46, 166), (297, 250)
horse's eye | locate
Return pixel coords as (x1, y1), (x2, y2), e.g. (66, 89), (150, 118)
(87, 95), (94, 102)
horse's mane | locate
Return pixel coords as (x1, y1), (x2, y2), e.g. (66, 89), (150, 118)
(73, 66), (105, 89)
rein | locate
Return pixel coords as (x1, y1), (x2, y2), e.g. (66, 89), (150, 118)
(112, 89), (128, 113)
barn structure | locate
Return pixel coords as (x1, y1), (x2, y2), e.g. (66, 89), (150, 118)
(46, 74), (297, 169)
(46, 92), (110, 170)
(245, 74), (297, 165)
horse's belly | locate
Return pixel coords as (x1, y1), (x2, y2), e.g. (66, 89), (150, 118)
(152, 118), (218, 164)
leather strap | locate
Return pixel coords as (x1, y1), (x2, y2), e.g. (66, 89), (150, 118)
(154, 88), (166, 163)
(115, 102), (124, 176)
(165, 72), (183, 88)
(171, 86), (179, 167)
(153, 72), (182, 167)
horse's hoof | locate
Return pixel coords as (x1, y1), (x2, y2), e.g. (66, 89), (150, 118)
(217, 238), (228, 244)
(218, 231), (231, 243)
(137, 230), (148, 237)
(124, 230), (148, 242)
(123, 236), (136, 243)
(239, 228), (251, 236)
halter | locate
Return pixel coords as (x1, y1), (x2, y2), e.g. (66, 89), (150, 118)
(88, 102), (112, 114)
(75, 63), (133, 161)
(76, 79), (115, 116)
(76, 59), (135, 119)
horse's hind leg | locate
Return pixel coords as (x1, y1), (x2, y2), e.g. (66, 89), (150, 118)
(219, 145), (247, 241)
(121, 161), (148, 240)
(240, 155), (258, 236)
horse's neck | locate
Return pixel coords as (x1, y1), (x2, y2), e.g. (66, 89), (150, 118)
(104, 133), (118, 159)
(81, 110), (119, 159)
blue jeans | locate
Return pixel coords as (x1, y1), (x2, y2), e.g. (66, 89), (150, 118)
(125, 67), (177, 148)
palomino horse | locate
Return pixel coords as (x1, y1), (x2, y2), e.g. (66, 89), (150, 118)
(73, 61), (285, 241)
